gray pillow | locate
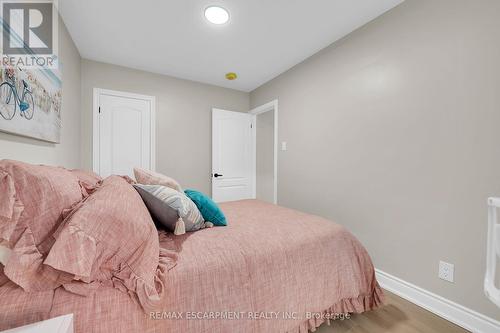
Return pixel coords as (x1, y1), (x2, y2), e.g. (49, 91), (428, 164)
(133, 184), (211, 235)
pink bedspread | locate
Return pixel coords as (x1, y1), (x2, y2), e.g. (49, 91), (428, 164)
(0, 200), (383, 333)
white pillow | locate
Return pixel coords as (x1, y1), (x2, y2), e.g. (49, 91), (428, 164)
(0, 245), (12, 266)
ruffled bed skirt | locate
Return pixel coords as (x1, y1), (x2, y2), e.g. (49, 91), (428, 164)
(287, 284), (385, 333)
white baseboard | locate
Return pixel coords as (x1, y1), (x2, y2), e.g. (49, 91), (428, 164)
(375, 269), (500, 333)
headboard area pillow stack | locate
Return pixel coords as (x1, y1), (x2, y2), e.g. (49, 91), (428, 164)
(0, 160), (101, 291)
(0, 160), (169, 311)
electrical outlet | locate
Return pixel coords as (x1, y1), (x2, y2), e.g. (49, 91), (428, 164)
(439, 261), (455, 283)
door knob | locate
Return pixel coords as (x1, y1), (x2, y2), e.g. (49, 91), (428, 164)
(213, 173), (223, 178)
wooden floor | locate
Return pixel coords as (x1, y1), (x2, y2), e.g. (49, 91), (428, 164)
(315, 290), (470, 333)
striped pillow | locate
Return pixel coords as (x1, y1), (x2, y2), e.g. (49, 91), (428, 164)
(134, 184), (212, 235)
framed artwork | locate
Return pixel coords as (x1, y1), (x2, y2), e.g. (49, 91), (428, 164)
(0, 66), (62, 143)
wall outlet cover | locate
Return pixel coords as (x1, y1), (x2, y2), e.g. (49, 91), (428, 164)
(438, 261), (455, 283)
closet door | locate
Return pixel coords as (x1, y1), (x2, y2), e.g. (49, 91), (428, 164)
(94, 89), (155, 178)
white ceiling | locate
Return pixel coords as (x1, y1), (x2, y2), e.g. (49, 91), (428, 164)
(59, 0), (403, 92)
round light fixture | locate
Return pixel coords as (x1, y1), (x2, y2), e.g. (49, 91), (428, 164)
(225, 72), (237, 80)
(204, 6), (229, 25)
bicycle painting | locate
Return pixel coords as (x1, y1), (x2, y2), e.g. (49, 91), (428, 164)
(0, 66), (62, 143)
(0, 68), (35, 121)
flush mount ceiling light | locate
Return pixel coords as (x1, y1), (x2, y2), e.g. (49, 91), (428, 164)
(204, 6), (229, 25)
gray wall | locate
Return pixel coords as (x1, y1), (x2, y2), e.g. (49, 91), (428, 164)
(0, 18), (81, 168)
(256, 110), (275, 203)
(250, 0), (500, 321)
(81, 60), (249, 194)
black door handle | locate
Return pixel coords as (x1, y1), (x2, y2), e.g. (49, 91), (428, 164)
(214, 173), (223, 178)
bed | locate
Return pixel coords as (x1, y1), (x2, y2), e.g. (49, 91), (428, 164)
(0, 161), (383, 333)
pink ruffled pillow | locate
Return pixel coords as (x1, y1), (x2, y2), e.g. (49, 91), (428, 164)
(44, 175), (168, 310)
(70, 169), (102, 187)
(134, 167), (182, 192)
(0, 160), (89, 290)
(0, 169), (23, 248)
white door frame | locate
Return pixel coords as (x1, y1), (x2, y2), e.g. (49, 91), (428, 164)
(92, 88), (156, 174)
(249, 99), (278, 204)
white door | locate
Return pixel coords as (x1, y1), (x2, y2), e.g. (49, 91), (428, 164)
(94, 89), (155, 178)
(212, 109), (255, 203)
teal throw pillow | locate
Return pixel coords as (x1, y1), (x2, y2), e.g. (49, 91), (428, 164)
(184, 189), (227, 226)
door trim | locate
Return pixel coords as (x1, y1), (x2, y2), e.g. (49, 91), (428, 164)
(92, 88), (156, 175)
(249, 99), (278, 204)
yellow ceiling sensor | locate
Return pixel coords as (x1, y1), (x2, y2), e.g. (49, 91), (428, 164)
(225, 72), (237, 80)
